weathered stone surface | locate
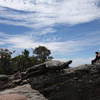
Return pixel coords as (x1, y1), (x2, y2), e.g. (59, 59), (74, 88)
(0, 84), (47, 100)
(0, 75), (9, 90)
(45, 60), (72, 70)
(28, 63), (100, 100)
(0, 72), (28, 91)
(0, 94), (27, 100)
(26, 60), (72, 78)
(1, 60), (100, 100)
(0, 75), (8, 81)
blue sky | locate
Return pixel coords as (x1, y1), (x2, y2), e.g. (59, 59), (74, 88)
(0, 0), (100, 66)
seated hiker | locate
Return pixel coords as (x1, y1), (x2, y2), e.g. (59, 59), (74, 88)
(92, 52), (100, 64)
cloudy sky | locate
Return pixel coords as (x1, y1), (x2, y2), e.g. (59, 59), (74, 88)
(0, 0), (100, 66)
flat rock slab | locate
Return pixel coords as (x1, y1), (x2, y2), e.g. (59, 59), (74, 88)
(0, 94), (27, 100)
(0, 84), (47, 100)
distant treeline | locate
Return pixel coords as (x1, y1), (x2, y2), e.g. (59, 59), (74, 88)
(0, 46), (53, 75)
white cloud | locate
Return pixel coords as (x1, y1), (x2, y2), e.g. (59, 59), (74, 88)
(6, 36), (34, 48)
(55, 57), (93, 67)
(0, 0), (100, 29)
(0, 32), (81, 53)
(5, 36), (81, 53)
(0, 0), (100, 67)
(0, 32), (100, 55)
(0, 31), (99, 67)
(0, 32), (8, 36)
(40, 28), (56, 35)
(56, 0), (100, 25)
(71, 58), (93, 67)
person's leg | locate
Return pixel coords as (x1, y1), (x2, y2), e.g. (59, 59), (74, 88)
(92, 59), (96, 64)
(91, 60), (94, 64)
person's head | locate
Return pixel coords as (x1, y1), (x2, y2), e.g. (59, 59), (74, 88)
(96, 52), (99, 54)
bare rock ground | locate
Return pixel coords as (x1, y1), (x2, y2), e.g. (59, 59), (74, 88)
(0, 84), (47, 100)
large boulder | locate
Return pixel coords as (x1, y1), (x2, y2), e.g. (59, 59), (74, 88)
(26, 60), (72, 78)
(0, 75), (9, 90)
(0, 84), (47, 100)
(0, 73), (28, 91)
(45, 60), (72, 70)
(28, 63), (100, 100)
(0, 75), (8, 81)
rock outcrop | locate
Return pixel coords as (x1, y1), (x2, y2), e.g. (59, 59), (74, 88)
(0, 75), (9, 90)
(0, 84), (47, 100)
(0, 72), (28, 91)
(28, 63), (100, 100)
(26, 60), (72, 78)
(1, 60), (100, 100)
(0, 94), (27, 100)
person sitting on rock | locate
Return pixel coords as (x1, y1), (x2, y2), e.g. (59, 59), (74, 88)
(92, 52), (100, 64)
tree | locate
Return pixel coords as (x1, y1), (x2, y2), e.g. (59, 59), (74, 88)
(33, 46), (52, 62)
(22, 49), (29, 58)
(12, 49), (30, 72)
(21, 49), (30, 71)
(0, 48), (13, 74)
(11, 49), (42, 72)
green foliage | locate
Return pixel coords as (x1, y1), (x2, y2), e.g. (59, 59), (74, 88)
(0, 48), (13, 74)
(33, 46), (52, 62)
(22, 49), (29, 58)
(0, 46), (53, 75)
(11, 49), (30, 72)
